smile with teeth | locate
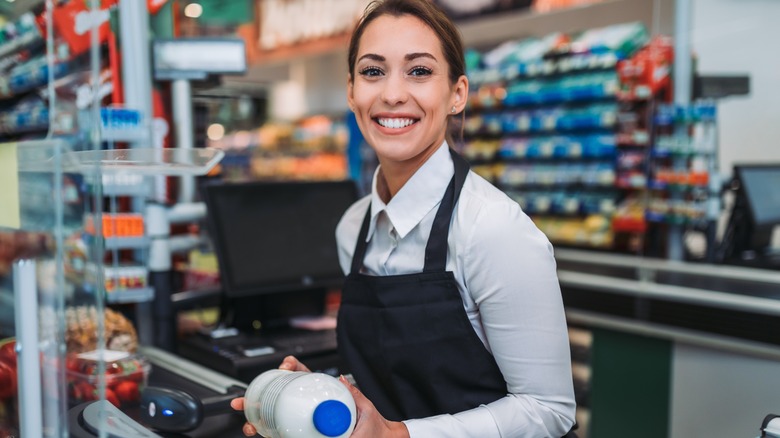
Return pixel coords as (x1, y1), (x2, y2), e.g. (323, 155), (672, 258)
(376, 117), (418, 129)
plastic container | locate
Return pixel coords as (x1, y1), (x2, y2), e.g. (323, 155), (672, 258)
(244, 370), (356, 438)
(65, 350), (150, 408)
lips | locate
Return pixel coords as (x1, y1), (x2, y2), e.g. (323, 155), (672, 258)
(374, 117), (419, 129)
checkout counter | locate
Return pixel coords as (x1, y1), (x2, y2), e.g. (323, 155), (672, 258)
(554, 248), (780, 438)
(62, 249), (780, 437)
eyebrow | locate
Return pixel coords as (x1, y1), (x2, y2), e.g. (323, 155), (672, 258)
(357, 52), (438, 63)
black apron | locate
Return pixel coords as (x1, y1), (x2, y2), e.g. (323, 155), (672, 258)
(336, 148), (507, 421)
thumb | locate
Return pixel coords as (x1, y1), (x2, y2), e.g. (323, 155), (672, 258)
(339, 375), (368, 407)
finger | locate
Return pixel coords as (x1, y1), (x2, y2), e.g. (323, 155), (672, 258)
(278, 356), (298, 370)
(279, 355), (311, 372)
(339, 375), (368, 405)
(242, 422), (257, 436)
(230, 397), (245, 411)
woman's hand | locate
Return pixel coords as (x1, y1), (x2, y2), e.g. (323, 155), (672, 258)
(339, 376), (410, 438)
(230, 356), (312, 436)
(229, 397), (258, 437)
(278, 355), (311, 372)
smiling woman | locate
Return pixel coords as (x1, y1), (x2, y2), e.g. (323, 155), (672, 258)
(232, 1), (578, 437)
(346, 13), (468, 199)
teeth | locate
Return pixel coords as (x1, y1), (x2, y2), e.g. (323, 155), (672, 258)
(377, 118), (416, 129)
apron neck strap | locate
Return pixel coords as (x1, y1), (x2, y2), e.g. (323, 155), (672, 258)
(351, 202), (373, 275)
(423, 148), (469, 272)
(350, 148), (470, 275)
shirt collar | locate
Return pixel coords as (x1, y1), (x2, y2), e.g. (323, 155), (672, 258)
(366, 141), (453, 241)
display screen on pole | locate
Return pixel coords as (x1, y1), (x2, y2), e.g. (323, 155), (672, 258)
(735, 165), (780, 227)
(152, 38), (246, 79)
(201, 180), (358, 298)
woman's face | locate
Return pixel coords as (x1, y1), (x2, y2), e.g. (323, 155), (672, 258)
(348, 14), (467, 166)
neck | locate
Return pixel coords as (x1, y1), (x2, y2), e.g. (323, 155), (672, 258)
(376, 141), (444, 203)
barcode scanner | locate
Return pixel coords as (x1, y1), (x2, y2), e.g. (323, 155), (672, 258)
(140, 386), (244, 433)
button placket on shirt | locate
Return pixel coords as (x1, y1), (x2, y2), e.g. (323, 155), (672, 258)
(389, 228), (398, 248)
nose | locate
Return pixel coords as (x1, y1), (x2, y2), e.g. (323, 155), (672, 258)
(380, 72), (408, 106)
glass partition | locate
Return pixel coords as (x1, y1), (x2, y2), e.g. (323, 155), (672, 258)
(3, 1), (127, 436)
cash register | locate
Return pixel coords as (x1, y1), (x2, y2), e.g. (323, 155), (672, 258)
(717, 164), (780, 269)
(178, 180), (358, 382)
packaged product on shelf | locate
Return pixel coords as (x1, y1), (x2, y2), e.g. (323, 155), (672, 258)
(570, 22), (649, 58)
(83, 213), (145, 238)
(617, 36), (673, 100)
(63, 305), (139, 353)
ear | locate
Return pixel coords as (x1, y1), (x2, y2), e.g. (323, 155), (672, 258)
(451, 75), (468, 114)
(347, 73), (355, 112)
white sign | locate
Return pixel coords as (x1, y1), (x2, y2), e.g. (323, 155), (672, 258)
(259, 0), (370, 50)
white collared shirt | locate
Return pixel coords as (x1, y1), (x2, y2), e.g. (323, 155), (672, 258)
(336, 142), (576, 437)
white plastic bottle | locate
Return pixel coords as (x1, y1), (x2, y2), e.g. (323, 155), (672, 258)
(244, 370), (356, 438)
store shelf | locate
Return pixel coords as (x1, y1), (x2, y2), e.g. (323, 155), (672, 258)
(17, 147), (224, 176)
(100, 127), (149, 143)
(221, 0), (673, 114)
(0, 31), (42, 59)
(103, 236), (149, 250)
(98, 182), (150, 197)
(469, 52), (619, 86)
(69, 148), (224, 176)
(106, 287), (154, 304)
(458, 0), (670, 48)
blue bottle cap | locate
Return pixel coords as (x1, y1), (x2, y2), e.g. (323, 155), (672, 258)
(312, 400), (351, 437)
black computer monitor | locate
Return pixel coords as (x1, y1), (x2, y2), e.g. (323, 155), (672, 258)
(201, 180), (358, 328)
(718, 164), (780, 265)
(736, 165), (780, 229)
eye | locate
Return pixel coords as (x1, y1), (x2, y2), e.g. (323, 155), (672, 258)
(409, 66), (432, 77)
(359, 66), (383, 77)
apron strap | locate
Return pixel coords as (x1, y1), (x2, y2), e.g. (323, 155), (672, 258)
(350, 148), (471, 275)
(350, 204), (373, 275)
(423, 149), (470, 272)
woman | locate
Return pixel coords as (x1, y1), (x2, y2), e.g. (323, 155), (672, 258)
(233, 1), (576, 436)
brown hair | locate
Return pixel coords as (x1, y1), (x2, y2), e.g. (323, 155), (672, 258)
(348, 0), (467, 143)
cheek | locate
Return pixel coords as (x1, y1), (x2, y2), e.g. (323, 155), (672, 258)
(351, 95), (374, 119)
(419, 86), (452, 113)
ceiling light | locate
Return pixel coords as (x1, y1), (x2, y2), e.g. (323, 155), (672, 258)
(184, 3), (203, 18)
(207, 123), (225, 141)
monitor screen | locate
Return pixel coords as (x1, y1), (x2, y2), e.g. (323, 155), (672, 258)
(735, 165), (780, 227)
(202, 180), (358, 298)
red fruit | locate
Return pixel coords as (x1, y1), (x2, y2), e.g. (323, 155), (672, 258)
(81, 363), (97, 376)
(77, 382), (97, 401)
(66, 356), (82, 374)
(0, 360), (17, 399)
(105, 362), (123, 375)
(105, 388), (120, 407)
(120, 359), (145, 383)
(114, 380), (139, 402)
(126, 369), (145, 383)
(0, 340), (15, 365)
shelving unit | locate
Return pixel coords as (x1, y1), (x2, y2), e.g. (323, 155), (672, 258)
(463, 22), (651, 250)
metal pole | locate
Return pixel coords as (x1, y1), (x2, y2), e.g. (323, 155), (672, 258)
(118, 0), (161, 199)
(668, 0), (693, 261)
(118, 0), (153, 144)
(172, 78), (196, 203)
(14, 260), (43, 438)
(146, 203), (175, 351)
(119, 0), (158, 348)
